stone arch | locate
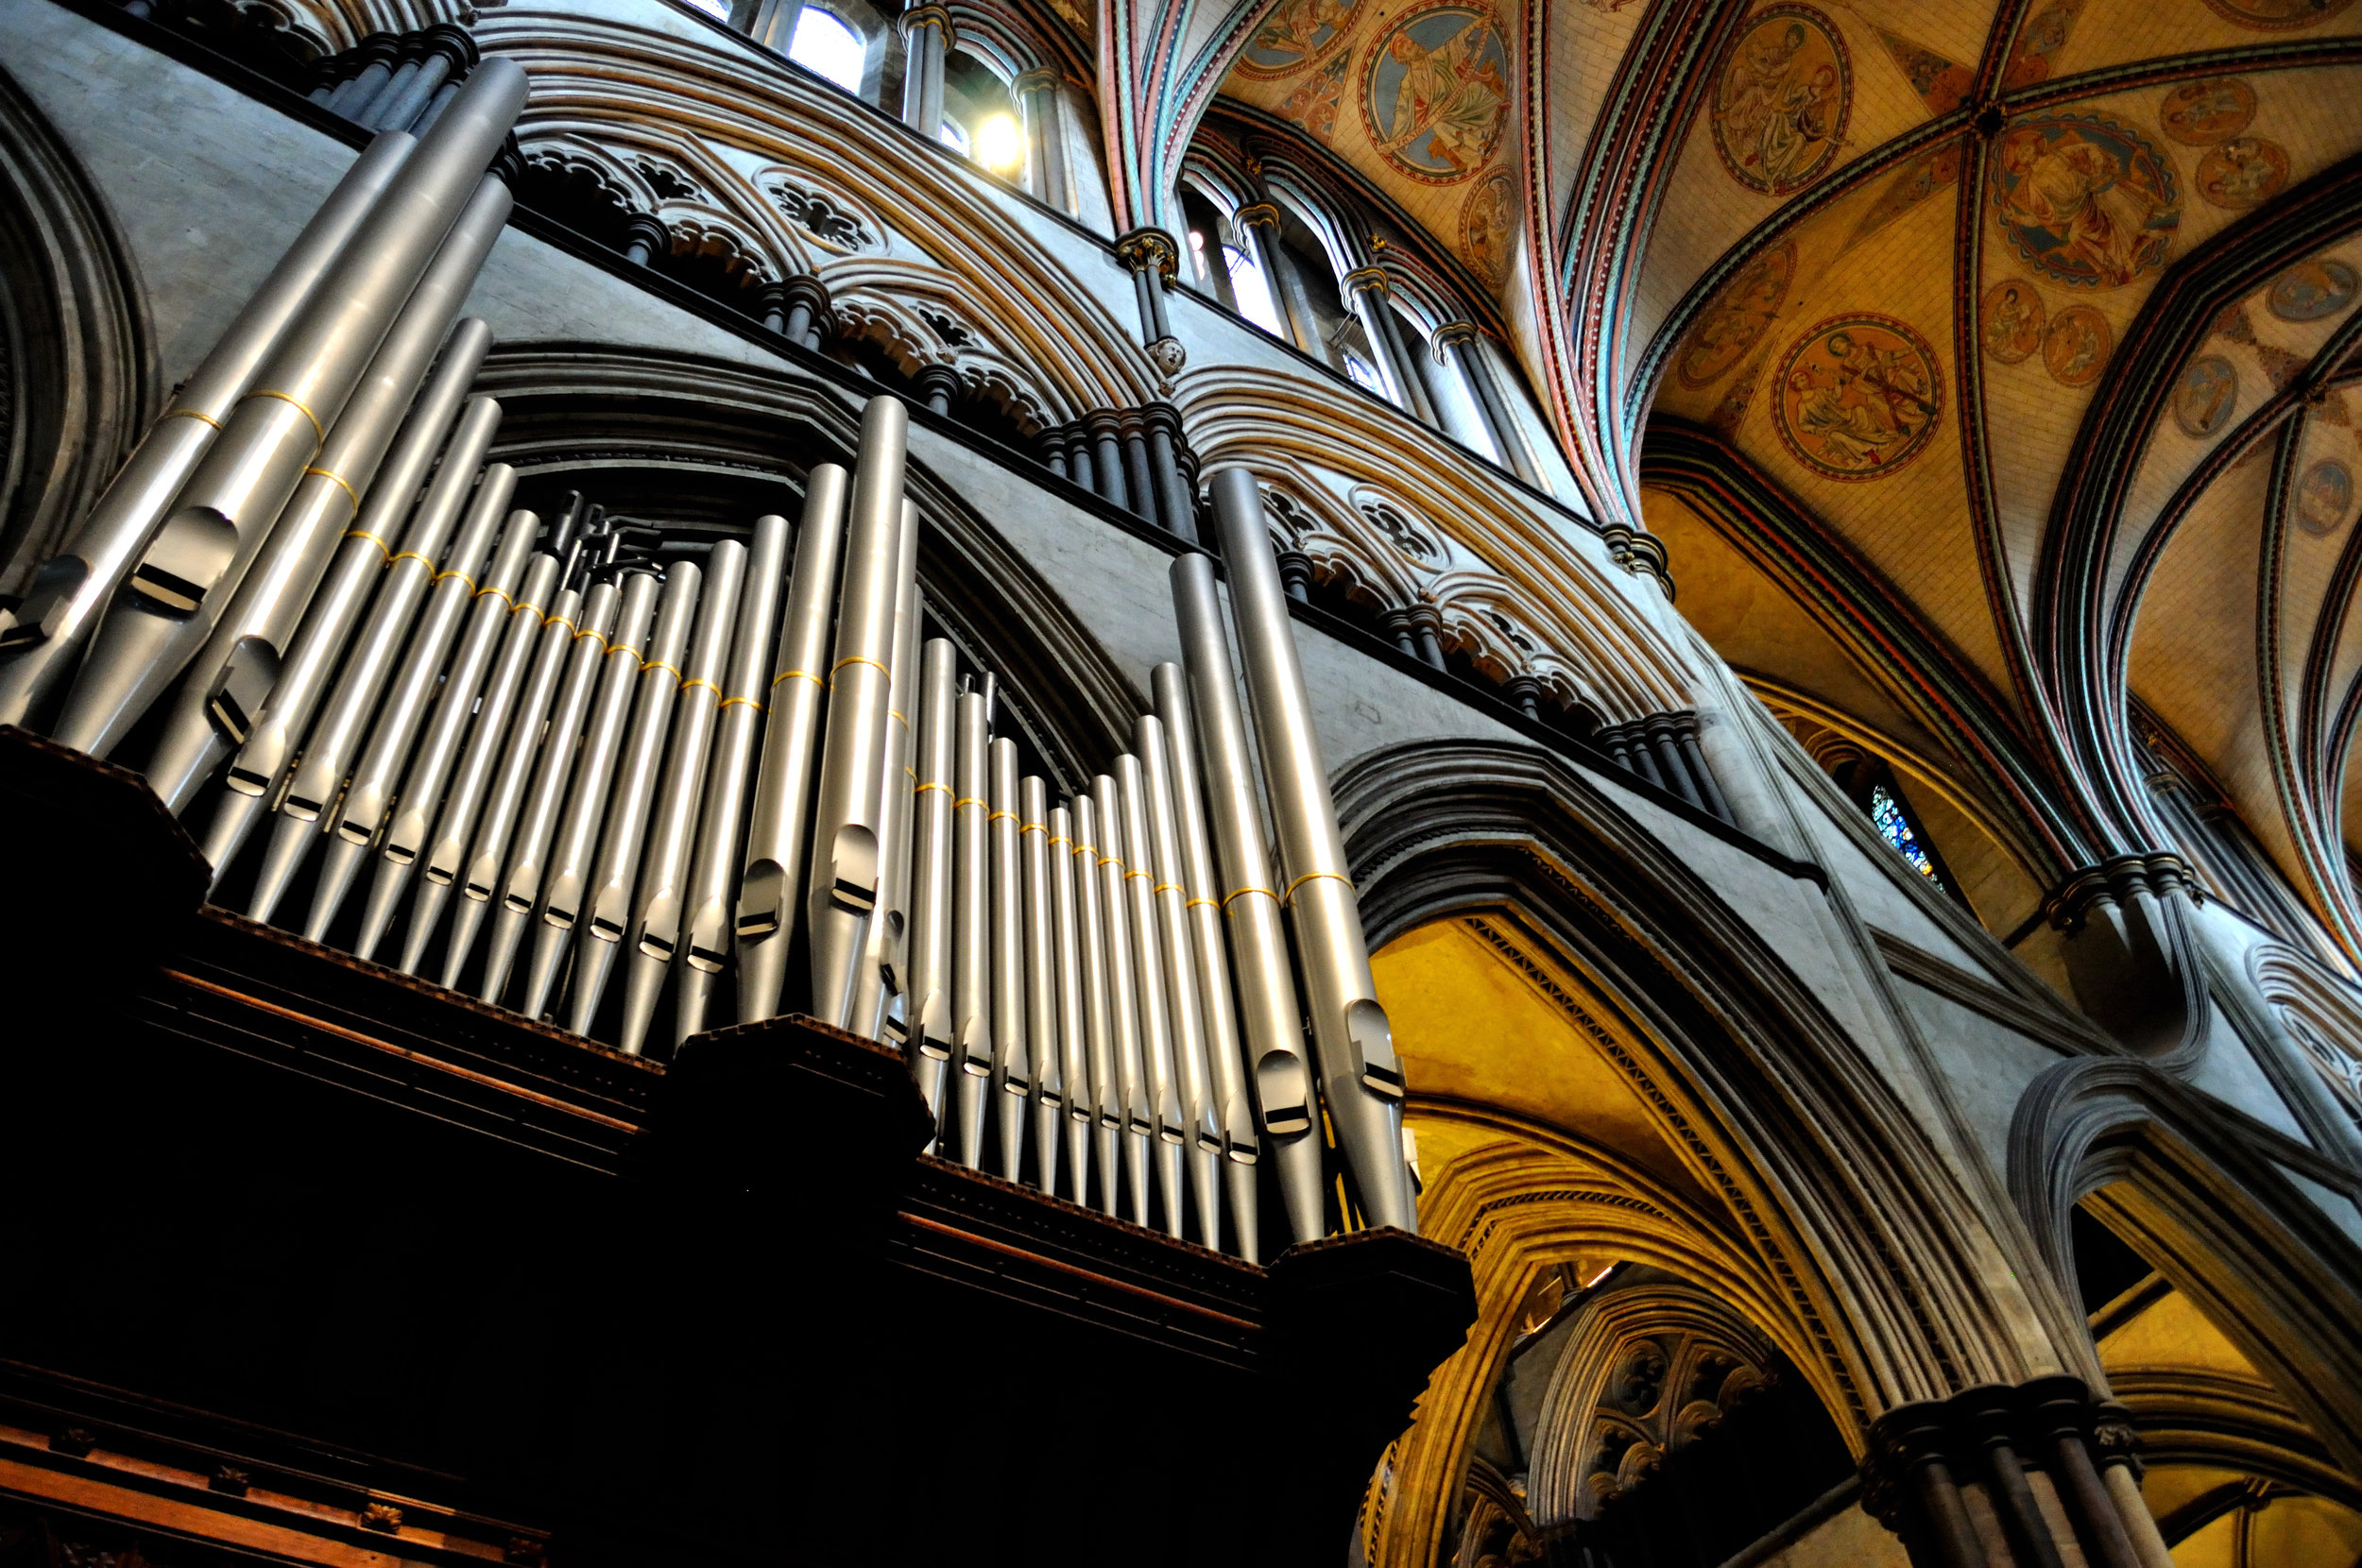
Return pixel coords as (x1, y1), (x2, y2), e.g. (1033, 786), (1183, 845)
(0, 64), (149, 599)
(1337, 738), (2064, 1563)
(471, 344), (1135, 786)
(2009, 1053), (2362, 1477)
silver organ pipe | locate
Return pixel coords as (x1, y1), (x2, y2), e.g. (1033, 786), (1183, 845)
(989, 737), (1029, 1181)
(518, 570), (662, 1019)
(1091, 772), (1155, 1228)
(1068, 793), (1122, 1216)
(851, 501), (922, 1045)
(1020, 775), (1061, 1196)
(736, 466), (849, 1023)
(950, 688), (991, 1168)
(1138, 713), (1224, 1250)
(562, 562), (704, 1034)
(1115, 753), (1189, 1240)
(676, 513), (792, 1045)
(904, 638), (958, 1134)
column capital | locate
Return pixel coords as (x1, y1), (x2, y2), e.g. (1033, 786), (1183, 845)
(2045, 852), (2201, 931)
(1115, 227), (1181, 281)
(1432, 319), (1481, 351)
(898, 3), (952, 41)
(1011, 66), (1061, 95)
(349, 31), (404, 68)
(779, 272), (832, 315)
(416, 22), (481, 71)
(1236, 201), (1282, 231)
(620, 213), (674, 260)
(1341, 264), (1390, 298)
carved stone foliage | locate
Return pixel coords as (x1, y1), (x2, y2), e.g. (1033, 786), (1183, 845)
(764, 174), (881, 253)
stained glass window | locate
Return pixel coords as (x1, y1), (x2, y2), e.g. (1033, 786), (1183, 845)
(1869, 783), (1944, 888)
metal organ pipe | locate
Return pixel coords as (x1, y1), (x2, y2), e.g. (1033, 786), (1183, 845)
(1020, 775), (1062, 1196)
(1138, 714), (1224, 1251)
(903, 638), (958, 1133)
(617, 540), (748, 1056)
(48, 60), (527, 756)
(1207, 467), (1416, 1234)
(1169, 553), (1325, 1245)
(1069, 793), (1122, 1216)
(950, 689), (991, 1168)
(1091, 772), (1154, 1228)
(196, 326), (491, 875)
(518, 570), (662, 1019)
(1152, 659), (1264, 1263)
(988, 737), (1030, 1181)
(1116, 753), (1189, 1240)
(736, 465), (849, 1022)
(0, 131), (416, 731)
(675, 513), (792, 1044)
(806, 399), (911, 1029)
(389, 546), (560, 973)
(851, 502), (922, 1045)
(351, 510), (543, 962)
(564, 561), (704, 1035)
(473, 575), (632, 1002)
(1046, 803), (1094, 1203)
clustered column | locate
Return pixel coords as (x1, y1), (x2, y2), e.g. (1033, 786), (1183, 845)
(1116, 229), (1186, 380)
(1434, 321), (1543, 486)
(899, 4), (952, 137)
(736, 0), (805, 52)
(1596, 711), (1732, 823)
(311, 26), (478, 135)
(1864, 1377), (2170, 1568)
(1012, 68), (1071, 213)
(1035, 401), (1198, 543)
(1236, 201), (1318, 355)
(1342, 265), (1437, 426)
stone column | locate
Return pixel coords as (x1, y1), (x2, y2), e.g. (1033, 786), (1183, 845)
(1435, 321), (1541, 484)
(756, 280), (790, 335)
(1139, 402), (1199, 545)
(1013, 68), (1070, 213)
(1116, 409), (1157, 523)
(1236, 202), (1316, 352)
(622, 213), (672, 268)
(1341, 266), (1435, 423)
(1085, 410), (1130, 510)
(743, 0), (805, 52)
(1116, 229), (1186, 381)
(899, 4), (952, 137)
(324, 34), (401, 117)
(369, 24), (475, 133)
(355, 40), (423, 129)
(1502, 674), (1544, 721)
(1062, 423), (1096, 492)
(1666, 712), (1734, 823)
(913, 364), (963, 418)
(1644, 714), (1704, 811)
(1037, 426), (1070, 481)
(1275, 548), (1313, 602)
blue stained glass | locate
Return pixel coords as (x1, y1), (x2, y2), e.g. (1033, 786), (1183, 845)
(1869, 783), (1944, 887)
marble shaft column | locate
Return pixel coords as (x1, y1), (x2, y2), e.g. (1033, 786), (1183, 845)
(1086, 411), (1131, 511)
(1117, 410), (1157, 524)
(1013, 69), (1070, 212)
(1342, 266), (1433, 423)
(899, 5), (951, 137)
(1140, 403), (1198, 545)
(1236, 202), (1315, 352)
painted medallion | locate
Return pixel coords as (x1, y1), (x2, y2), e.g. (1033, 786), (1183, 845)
(1236, 0), (1360, 80)
(1979, 278), (2047, 365)
(2203, 0), (2356, 29)
(2159, 77), (2257, 145)
(2043, 305), (2113, 387)
(2198, 137), (2290, 210)
(2268, 257), (2361, 322)
(2298, 460), (2354, 536)
(1461, 171), (1517, 287)
(1711, 6), (1851, 196)
(1361, 6), (1512, 184)
(1991, 116), (2181, 289)
(1678, 240), (1798, 389)
(1772, 314), (1943, 482)
(1280, 52), (1353, 142)
(2172, 356), (2239, 438)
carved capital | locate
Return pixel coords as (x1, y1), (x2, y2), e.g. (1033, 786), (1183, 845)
(1341, 264), (1390, 299)
(417, 21), (480, 70)
(1116, 227), (1181, 281)
(897, 3), (951, 41)
(1011, 66), (1060, 96)
(1236, 201), (1282, 232)
(1432, 319), (1480, 354)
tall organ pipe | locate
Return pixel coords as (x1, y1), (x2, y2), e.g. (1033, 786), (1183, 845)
(1048, 802), (1094, 1203)
(351, 510), (541, 959)
(561, 563), (702, 1034)
(1116, 753), (1189, 1240)
(1138, 713), (1225, 1251)
(515, 571), (660, 1017)
(197, 328), (489, 872)
(675, 513), (791, 1044)
(244, 398), (505, 924)
(302, 464), (518, 940)
(1070, 793), (1123, 1217)
(1207, 469), (1416, 1233)
(47, 60), (527, 753)
(1020, 775), (1061, 1196)
(1153, 659), (1265, 1262)
(616, 540), (747, 1055)
(0, 132), (416, 731)
(950, 689), (992, 1168)
(806, 398), (911, 1028)
(851, 503), (921, 1044)
(989, 738), (1030, 1181)
(1170, 553), (1326, 1244)
(435, 581), (600, 988)
(735, 467), (849, 1021)
(85, 180), (511, 775)
(1091, 772), (1154, 1227)
(471, 577), (627, 1000)
(903, 639), (958, 1133)
(402, 548), (562, 968)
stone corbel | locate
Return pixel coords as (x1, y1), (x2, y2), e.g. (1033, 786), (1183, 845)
(2045, 853), (2211, 1061)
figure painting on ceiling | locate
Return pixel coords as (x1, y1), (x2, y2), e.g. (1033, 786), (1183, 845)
(1772, 314), (1943, 482)
(1237, 0), (1358, 79)
(1711, 6), (1851, 196)
(2172, 356), (2239, 438)
(2158, 77), (2256, 145)
(1362, 6), (1512, 183)
(2198, 137), (2290, 210)
(2001, 0), (2085, 89)
(2298, 460), (2353, 536)
(2203, 0), (2356, 30)
(1678, 240), (1796, 388)
(1991, 116), (2180, 289)
(2043, 305), (2112, 386)
(2268, 256), (2360, 321)
(1280, 52), (1353, 142)
(1979, 279), (2047, 364)
(1461, 170), (1517, 287)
